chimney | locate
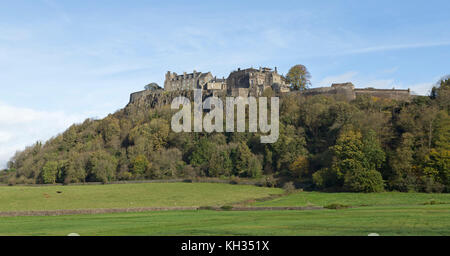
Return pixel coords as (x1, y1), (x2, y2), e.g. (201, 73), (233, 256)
(275, 67), (278, 73)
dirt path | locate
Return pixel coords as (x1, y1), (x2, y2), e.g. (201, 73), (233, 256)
(0, 206), (324, 217)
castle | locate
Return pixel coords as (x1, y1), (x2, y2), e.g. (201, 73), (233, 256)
(164, 71), (226, 92)
(129, 67), (414, 104)
(164, 67), (290, 97)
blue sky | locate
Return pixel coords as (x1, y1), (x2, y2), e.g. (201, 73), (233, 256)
(0, 0), (449, 167)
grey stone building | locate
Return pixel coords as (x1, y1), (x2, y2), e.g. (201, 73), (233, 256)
(164, 70), (226, 92)
(299, 82), (413, 101)
(226, 67), (290, 97)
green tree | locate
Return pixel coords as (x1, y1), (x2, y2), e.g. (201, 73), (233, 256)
(286, 64), (311, 90)
(233, 142), (262, 178)
(344, 168), (385, 193)
(189, 138), (215, 167)
(86, 151), (118, 183)
(41, 161), (59, 184)
(207, 147), (233, 177)
(388, 133), (416, 191)
(362, 130), (386, 170)
(328, 129), (384, 192)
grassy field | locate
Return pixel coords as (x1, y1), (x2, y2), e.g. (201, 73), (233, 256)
(0, 183), (282, 212)
(250, 191), (450, 207)
(1, 183), (449, 236)
(0, 205), (449, 236)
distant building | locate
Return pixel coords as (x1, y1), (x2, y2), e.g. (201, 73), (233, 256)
(226, 67), (290, 97)
(164, 70), (226, 92)
(163, 67), (290, 97)
(299, 82), (413, 101)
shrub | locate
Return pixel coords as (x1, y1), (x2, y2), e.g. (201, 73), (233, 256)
(220, 205), (233, 211)
(7, 176), (16, 186)
(313, 168), (341, 189)
(344, 169), (384, 193)
(229, 176), (240, 185)
(324, 203), (350, 209)
(282, 181), (296, 193)
(198, 206), (214, 210)
(262, 175), (277, 188)
(422, 199), (446, 205)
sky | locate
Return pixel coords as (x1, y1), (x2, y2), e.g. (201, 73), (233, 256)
(0, 0), (449, 168)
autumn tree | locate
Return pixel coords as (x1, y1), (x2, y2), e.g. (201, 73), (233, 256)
(286, 64), (311, 90)
(131, 154), (150, 177)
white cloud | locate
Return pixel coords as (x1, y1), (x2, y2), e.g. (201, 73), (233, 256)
(0, 131), (12, 143)
(0, 102), (96, 169)
(343, 41), (450, 55)
(408, 82), (434, 96)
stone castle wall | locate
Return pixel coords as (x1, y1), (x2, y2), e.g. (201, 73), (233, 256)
(354, 88), (412, 101)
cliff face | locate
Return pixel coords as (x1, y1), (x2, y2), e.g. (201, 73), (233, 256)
(127, 90), (194, 109)
(127, 83), (414, 111)
(127, 89), (227, 110)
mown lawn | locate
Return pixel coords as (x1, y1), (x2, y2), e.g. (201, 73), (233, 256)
(0, 205), (449, 236)
(251, 191), (450, 207)
(0, 183), (283, 212)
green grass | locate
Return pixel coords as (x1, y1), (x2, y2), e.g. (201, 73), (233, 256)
(251, 191), (450, 207)
(1, 183), (449, 236)
(0, 183), (282, 212)
(1, 205), (449, 236)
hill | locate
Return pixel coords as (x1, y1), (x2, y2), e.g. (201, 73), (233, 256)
(2, 78), (449, 193)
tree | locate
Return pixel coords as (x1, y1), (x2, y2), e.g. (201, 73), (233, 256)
(144, 83), (161, 91)
(189, 138), (215, 167)
(41, 161), (59, 184)
(362, 130), (385, 171)
(344, 168), (384, 193)
(431, 75), (450, 113)
(207, 147), (233, 177)
(328, 129), (384, 192)
(388, 133), (416, 191)
(286, 64), (311, 90)
(289, 155), (309, 178)
(233, 142), (262, 178)
(86, 151), (118, 183)
(423, 149), (449, 192)
(131, 155), (150, 176)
